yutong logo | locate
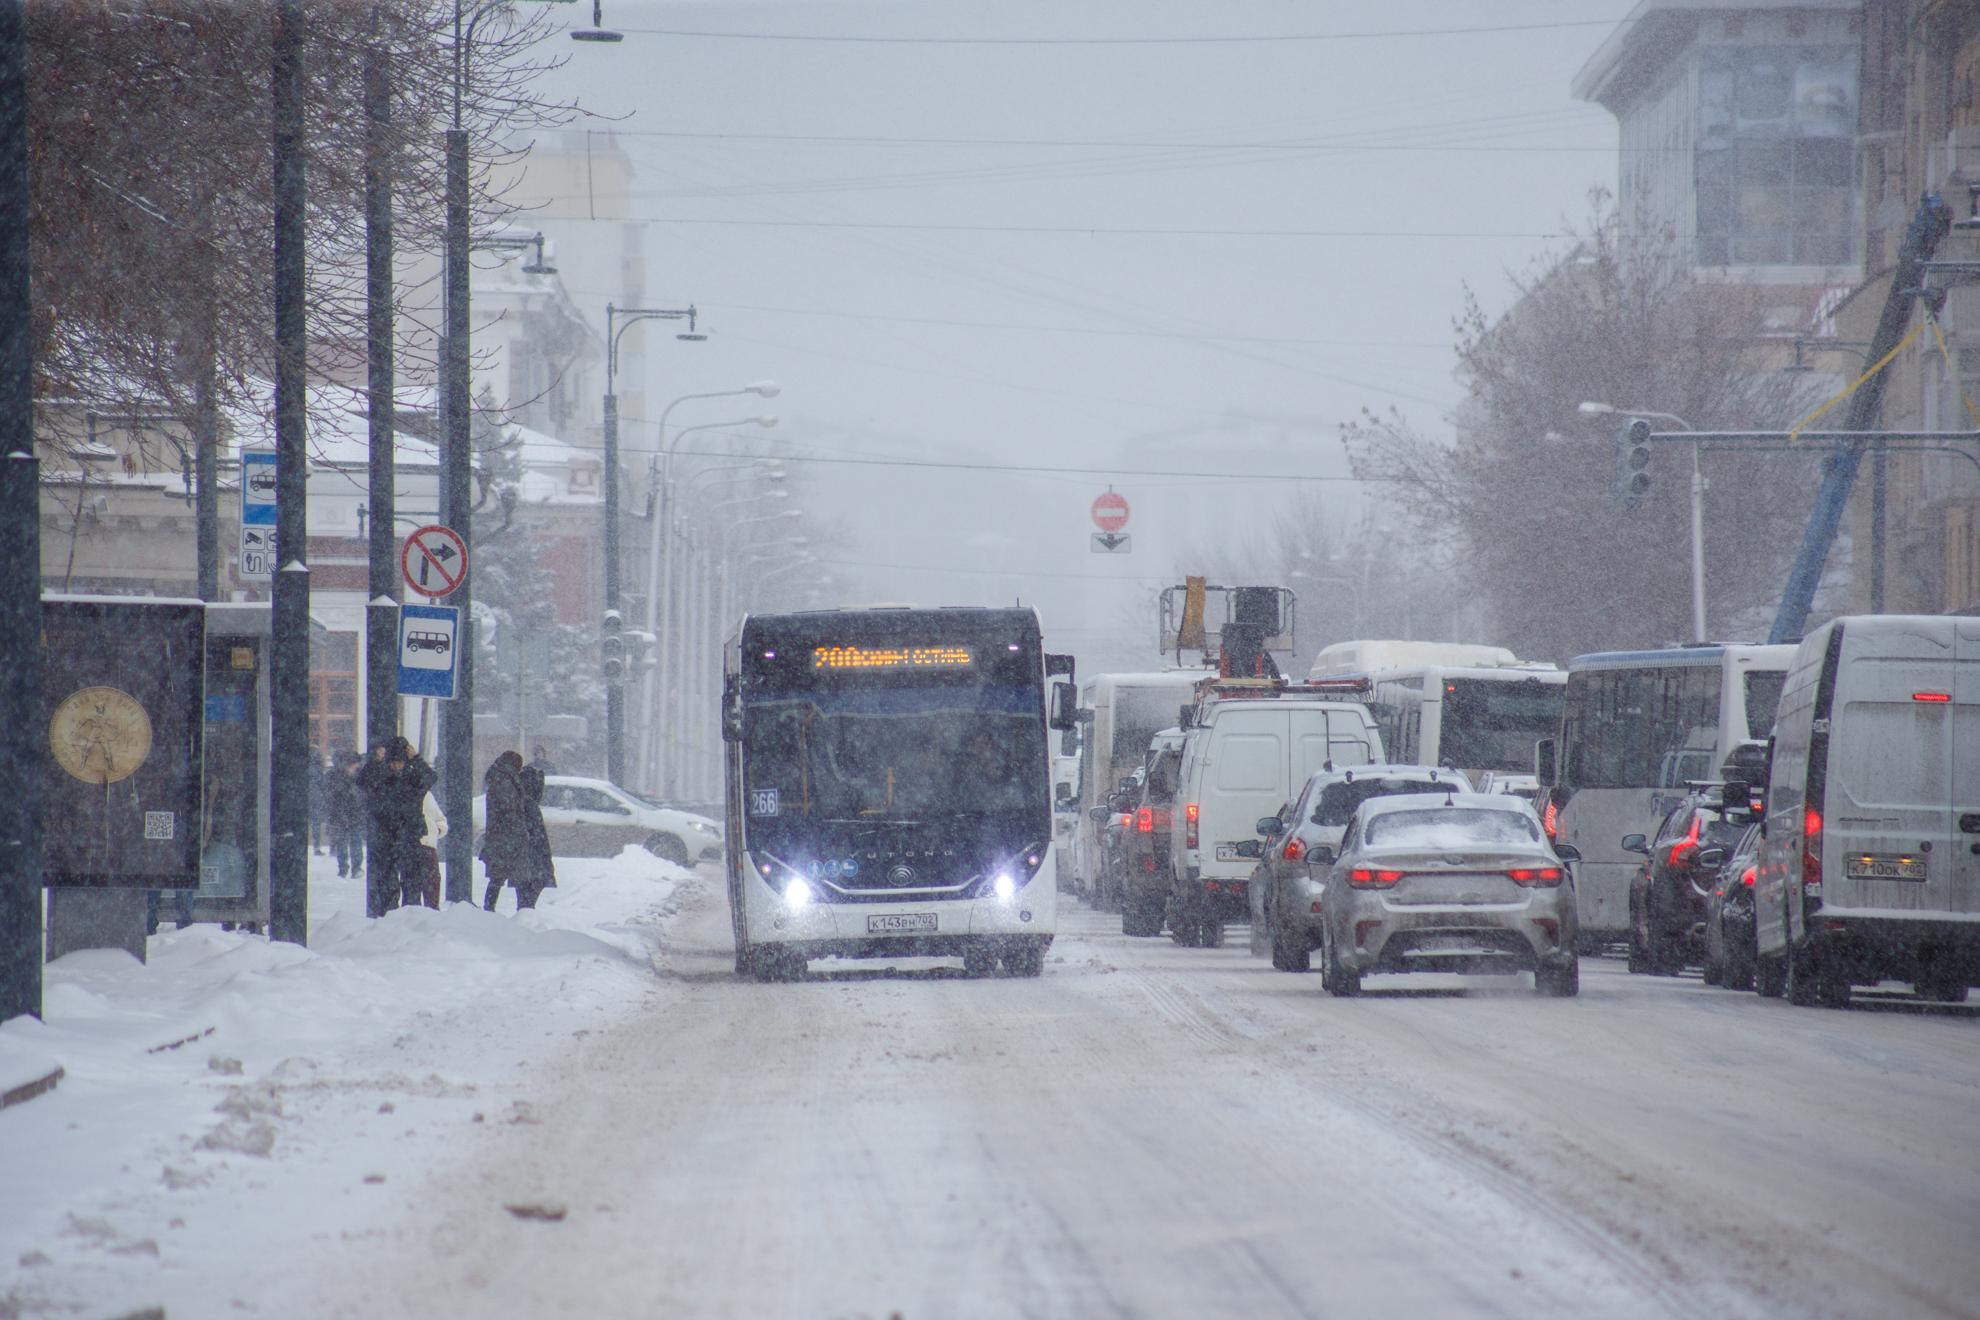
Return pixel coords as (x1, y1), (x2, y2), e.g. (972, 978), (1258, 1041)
(887, 864), (917, 885)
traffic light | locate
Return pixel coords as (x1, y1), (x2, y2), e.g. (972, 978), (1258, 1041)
(600, 609), (626, 684)
(625, 629), (655, 677)
(1613, 417), (1653, 507)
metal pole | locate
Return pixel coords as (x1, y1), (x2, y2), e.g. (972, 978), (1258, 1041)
(269, 0), (311, 946)
(438, 29), (474, 901)
(193, 349), (219, 602)
(1689, 440), (1707, 642)
(602, 385), (624, 784)
(0, 0), (44, 1021)
(1870, 439), (1886, 612)
(364, 27), (399, 767)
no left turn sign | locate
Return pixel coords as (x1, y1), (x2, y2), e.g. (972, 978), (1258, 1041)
(401, 524), (468, 599)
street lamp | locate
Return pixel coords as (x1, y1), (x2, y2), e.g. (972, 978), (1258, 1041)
(600, 301), (701, 784)
(1579, 401), (1706, 643)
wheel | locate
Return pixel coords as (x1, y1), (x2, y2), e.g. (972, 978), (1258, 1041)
(1786, 941), (1850, 1008)
(962, 943), (999, 977)
(1270, 922), (1310, 973)
(644, 833), (690, 866)
(1321, 927), (1361, 998)
(1626, 894), (1650, 974)
(1701, 948), (1724, 986)
(1755, 951), (1786, 998)
(743, 945), (803, 982)
(1200, 919), (1225, 949)
(1915, 953), (1970, 1003)
(1000, 940), (1046, 978)
(1726, 949), (1755, 993)
(1535, 956), (1580, 998)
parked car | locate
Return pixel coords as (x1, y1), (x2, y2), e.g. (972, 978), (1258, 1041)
(1170, 684), (1385, 949)
(1310, 792), (1582, 997)
(1756, 614), (1980, 1008)
(1246, 764), (1456, 971)
(1120, 732), (1184, 936)
(473, 774), (722, 865)
(1702, 821), (1762, 990)
(1623, 791), (1753, 975)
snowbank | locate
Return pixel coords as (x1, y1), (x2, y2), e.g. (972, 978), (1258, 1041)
(0, 847), (687, 1317)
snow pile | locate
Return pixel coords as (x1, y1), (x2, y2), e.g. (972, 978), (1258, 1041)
(0, 846), (687, 1318)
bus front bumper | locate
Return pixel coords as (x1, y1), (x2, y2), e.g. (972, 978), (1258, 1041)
(741, 852), (1058, 956)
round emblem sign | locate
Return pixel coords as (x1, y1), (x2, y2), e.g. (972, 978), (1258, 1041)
(49, 685), (154, 785)
(1091, 491), (1130, 533)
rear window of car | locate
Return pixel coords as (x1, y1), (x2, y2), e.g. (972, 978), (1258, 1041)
(1364, 806), (1541, 848)
(1313, 777), (1447, 826)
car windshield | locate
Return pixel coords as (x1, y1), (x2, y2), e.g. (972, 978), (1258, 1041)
(1363, 806), (1542, 848)
(1314, 777), (1449, 826)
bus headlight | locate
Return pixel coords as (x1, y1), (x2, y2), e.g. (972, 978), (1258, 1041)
(783, 877), (816, 909)
(992, 872), (1017, 903)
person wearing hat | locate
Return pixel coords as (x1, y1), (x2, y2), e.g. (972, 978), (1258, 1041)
(480, 750), (531, 911)
(355, 735), (438, 915)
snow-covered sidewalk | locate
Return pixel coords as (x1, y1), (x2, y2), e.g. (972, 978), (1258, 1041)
(0, 849), (685, 1318)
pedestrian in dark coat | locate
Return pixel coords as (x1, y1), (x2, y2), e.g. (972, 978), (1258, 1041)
(328, 750), (367, 879)
(356, 736), (438, 915)
(481, 751), (530, 911)
(514, 764), (558, 910)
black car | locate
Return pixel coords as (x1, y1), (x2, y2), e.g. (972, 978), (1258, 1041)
(1701, 821), (1761, 990)
(1623, 793), (1752, 975)
(1087, 776), (1140, 911)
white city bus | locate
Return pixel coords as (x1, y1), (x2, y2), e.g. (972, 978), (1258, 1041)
(1071, 670), (1206, 903)
(1362, 664), (1565, 785)
(1537, 644), (1794, 943)
(721, 606), (1077, 980)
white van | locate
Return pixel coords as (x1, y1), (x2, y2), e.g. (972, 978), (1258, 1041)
(1168, 692), (1384, 942)
(1754, 615), (1980, 1007)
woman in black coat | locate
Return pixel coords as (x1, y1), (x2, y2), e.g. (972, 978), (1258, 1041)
(480, 751), (530, 911)
(514, 765), (557, 910)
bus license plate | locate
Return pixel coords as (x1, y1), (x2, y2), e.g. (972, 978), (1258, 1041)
(868, 913), (937, 934)
(1845, 855), (1927, 881)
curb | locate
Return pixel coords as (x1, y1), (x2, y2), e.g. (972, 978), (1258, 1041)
(1, 1065), (63, 1111)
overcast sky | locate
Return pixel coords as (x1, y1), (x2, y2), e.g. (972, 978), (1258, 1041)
(525, 0), (1626, 665)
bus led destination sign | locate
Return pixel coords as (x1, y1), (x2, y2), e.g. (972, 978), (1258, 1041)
(812, 645), (974, 671)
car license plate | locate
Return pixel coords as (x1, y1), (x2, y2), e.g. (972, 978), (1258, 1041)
(867, 912), (937, 934)
(1845, 855), (1927, 881)
(1215, 843), (1239, 861)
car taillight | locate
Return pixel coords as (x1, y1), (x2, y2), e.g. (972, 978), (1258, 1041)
(1506, 866), (1563, 887)
(1118, 812), (1131, 829)
(1185, 802), (1199, 850)
(1283, 836), (1305, 863)
(1348, 868), (1405, 889)
(1541, 797), (1559, 840)
(1668, 816), (1700, 868)
(1802, 806), (1822, 889)
(1740, 865), (1755, 888)
(1136, 807), (1153, 833)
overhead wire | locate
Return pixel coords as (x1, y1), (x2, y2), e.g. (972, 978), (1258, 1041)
(605, 18), (1631, 46)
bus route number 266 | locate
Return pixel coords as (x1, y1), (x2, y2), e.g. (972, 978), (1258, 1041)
(750, 788), (779, 817)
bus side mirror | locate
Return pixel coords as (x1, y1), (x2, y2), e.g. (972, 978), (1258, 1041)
(721, 678), (743, 743)
(1535, 737), (1556, 784)
(1049, 680), (1079, 731)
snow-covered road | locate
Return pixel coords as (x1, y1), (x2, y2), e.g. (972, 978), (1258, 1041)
(310, 875), (1980, 1320)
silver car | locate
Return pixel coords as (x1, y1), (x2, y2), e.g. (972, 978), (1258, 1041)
(1312, 792), (1582, 997)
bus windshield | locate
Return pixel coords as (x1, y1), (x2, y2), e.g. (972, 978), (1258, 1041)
(745, 684), (1044, 823)
(1439, 679), (1565, 772)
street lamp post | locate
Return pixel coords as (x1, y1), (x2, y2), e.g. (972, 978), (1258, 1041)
(601, 302), (701, 784)
(1580, 401), (1706, 643)
(651, 415), (777, 792)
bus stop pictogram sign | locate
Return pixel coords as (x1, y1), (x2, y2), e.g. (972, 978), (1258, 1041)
(401, 524), (468, 600)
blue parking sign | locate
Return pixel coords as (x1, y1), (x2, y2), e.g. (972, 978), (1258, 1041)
(397, 603), (460, 700)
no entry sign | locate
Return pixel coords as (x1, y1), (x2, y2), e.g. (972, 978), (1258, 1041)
(400, 524), (468, 600)
(1091, 491), (1130, 533)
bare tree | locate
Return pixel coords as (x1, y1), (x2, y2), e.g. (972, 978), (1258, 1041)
(1343, 198), (1820, 662)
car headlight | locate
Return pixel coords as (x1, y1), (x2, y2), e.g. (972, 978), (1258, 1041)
(689, 820), (721, 836)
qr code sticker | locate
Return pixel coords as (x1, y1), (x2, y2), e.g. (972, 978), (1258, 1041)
(749, 789), (779, 817)
(144, 811), (175, 841)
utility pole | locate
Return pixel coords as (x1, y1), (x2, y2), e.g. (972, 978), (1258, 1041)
(268, 0), (311, 946)
(363, 28), (398, 769)
(0, 0), (43, 1021)
(439, 8), (474, 901)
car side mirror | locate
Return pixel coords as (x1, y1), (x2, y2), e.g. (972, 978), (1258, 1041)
(1535, 736), (1556, 784)
(1553, 843), (1581, 863)
(1256, 816), (1284, 837)
(1697, 847), (1727, 868)
(1309, 844), (1336, 867)
(1049, 680), (1079, 731)
(1089, 806), (1111, 823)
(1233, 840), (1263, 859)
(1621, 833), (1649, 856)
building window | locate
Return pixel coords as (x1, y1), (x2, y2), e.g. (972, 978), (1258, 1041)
(1695, 44), (1859, 268)
(310, 629), (360, 754)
